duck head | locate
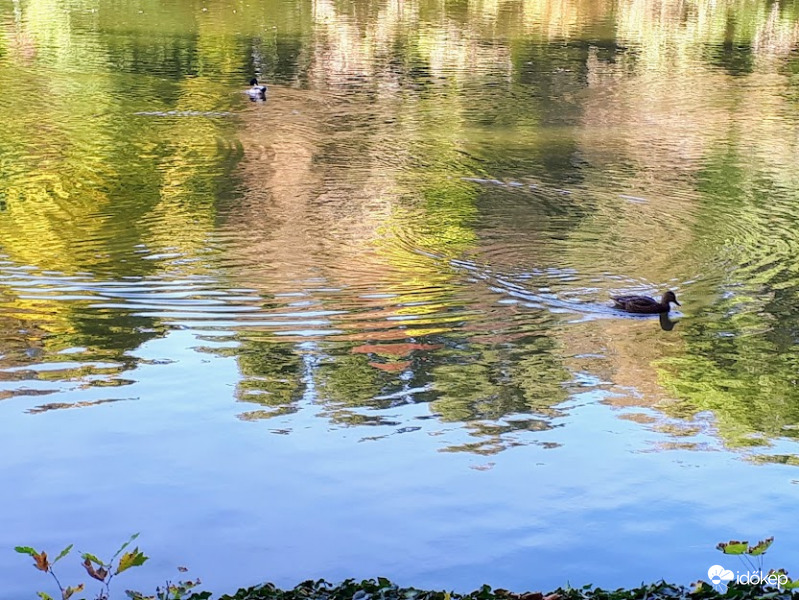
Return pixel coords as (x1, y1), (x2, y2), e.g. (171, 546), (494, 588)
(250, 78), (259, 86)
(663, 290), (681, 306)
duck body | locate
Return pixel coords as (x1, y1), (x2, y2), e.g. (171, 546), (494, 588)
(247, 77), (267, 100)
(612, 290), (680, 314)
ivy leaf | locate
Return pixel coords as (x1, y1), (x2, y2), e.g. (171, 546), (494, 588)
(115, 548), (149, 575)
(62, 584), (84, 600)
(716, 540), (749, 555)
(54, 545), (73, 564)
(748, 537), (774, 556)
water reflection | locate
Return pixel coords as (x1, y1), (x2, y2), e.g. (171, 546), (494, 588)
(659, 313), (677, 331)
(0, 0), (798, 447)
(2, 0), (799, 592)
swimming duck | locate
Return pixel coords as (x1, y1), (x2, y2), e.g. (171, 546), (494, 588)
(247, 78), (267, 100)
(612, 290), (680, 314)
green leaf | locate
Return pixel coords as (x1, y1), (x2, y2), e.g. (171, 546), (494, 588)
(15, 546), (38, 556)
(37, 593), (54, 600)
(113, 533), (140, 560)
(115, 547), (149, 575)
(768, 570), (799, 590)
(748, 537), (774, 556)
(716, 540), (749, 554)
(54, 544), (73, 564)
(80, 552), (103, 566)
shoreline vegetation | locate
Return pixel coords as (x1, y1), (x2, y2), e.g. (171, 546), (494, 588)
(165, 577), (799, 600)
(24, 576), (799, 600)
(18, 536), (797, 600)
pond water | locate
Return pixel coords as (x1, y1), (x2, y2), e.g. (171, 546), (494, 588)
(1, 0), (799, 595)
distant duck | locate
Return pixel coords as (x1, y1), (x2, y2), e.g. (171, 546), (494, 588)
(612, 290), (681, 314)
(247, 77), (267, 100)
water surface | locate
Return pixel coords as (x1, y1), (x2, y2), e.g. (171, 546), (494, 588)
(1, 0), (799, 595)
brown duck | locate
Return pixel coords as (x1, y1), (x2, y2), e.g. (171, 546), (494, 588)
(612, 290), (680, 314)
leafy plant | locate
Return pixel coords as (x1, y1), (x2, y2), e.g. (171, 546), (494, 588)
(126, 568), (210, 600)
(16, 534), (206, 600)
(15, 542), (84, 600)
(213, 577), (799, 600)
(715, 536), (799, 590)
(716, 536), (773, 574)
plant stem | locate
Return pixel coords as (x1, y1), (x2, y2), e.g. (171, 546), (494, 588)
(49, 568), (66, 596)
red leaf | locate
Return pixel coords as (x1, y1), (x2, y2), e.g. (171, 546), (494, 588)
(34, 552), (49, 572)
(82, 558), (106, 582)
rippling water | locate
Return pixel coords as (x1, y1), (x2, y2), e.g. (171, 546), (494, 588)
(2, 0), (799, 595)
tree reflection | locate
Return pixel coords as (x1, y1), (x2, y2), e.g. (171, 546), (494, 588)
(1, 0), (799, 455)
